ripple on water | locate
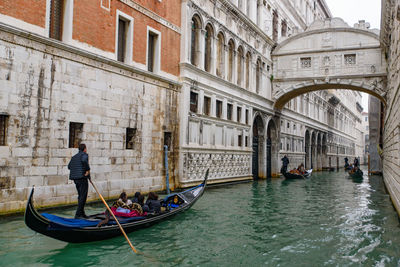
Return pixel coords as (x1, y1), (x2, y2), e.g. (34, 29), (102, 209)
(1, 168), (400, 266)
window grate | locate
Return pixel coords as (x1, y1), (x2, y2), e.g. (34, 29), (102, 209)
(0, 115), (8, 146)
(69, 122), (83, 148)
(49, 0), (64, 40)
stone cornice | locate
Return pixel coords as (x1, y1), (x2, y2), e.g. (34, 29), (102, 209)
(0, 22), (181, 90)
(273, 27), (381, 55)
(118, 0), (181, 34)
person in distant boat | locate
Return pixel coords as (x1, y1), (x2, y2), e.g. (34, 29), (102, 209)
(281, 155), (289, 174)
(353, 157), (359, 167)
(344, 157), (349, 168)
(68, 143), (90, 219)
(143, 192), (161, 213)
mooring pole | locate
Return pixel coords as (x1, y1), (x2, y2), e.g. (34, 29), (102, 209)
(164, 145), (170, 194)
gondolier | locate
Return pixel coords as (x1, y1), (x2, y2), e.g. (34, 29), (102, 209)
(281, 155), (289, 174)
(68, 143), (91, 219)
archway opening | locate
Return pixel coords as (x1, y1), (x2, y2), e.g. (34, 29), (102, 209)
(252, 115), (264, 179)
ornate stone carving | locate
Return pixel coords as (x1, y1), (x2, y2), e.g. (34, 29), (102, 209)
(183, 152), (251, 181)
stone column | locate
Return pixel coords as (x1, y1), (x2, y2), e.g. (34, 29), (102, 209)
(232, 50), (237, 84)
(211, 36), (217, 76)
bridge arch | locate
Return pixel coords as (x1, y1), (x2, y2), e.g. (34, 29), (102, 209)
(271, 18), (387, 109)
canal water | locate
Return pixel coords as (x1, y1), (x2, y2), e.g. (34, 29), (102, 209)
(1, 168), (400, 266)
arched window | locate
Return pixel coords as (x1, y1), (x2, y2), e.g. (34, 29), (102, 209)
(191, 16), (201, 66)
(237, 46), (244, 86)
(216, 32), (225, 77)
(204, 24), (213, 72)
(228, 39), (234, 82)
(245, 52), (251, 89)
(256, 58), (262, 93)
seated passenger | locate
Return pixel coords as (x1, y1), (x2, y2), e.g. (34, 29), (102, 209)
(132, 192), (145, 207)
(143, 192), (161, 214)
(297, 163), (305, 174)
(112, 192), (131, 209)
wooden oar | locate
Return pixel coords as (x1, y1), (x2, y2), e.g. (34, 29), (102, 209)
(89, 179), (138, 254)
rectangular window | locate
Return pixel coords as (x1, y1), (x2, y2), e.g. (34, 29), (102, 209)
(147, 32), (158, 72)
(238, 135), (242, 147)
(69, 122), (83, 148)
(49, 0), (64, 40)
(227, 103), (233, 120)
(0, 115), (9, 146)
(245, 136), (248, 147)
(203, 96), (211, 116)
(126, 128), (136, 149)
(344, 54), (356, 65)
(237, 107), (242, 122)
(190, 92), (198, 113)
(117, 18), (127, 62)
(164, 132), (172, 149)
(216, 100), (223, 118)
(300, 57), (311, 68)
(245, 109), (249, 124)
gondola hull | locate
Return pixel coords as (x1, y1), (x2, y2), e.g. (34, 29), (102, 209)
(283, 169), (312, 179)
(348, 170), (363, 179)
(25, 171), (208, 243)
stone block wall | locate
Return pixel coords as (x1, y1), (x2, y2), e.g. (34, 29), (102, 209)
(382, 0), (400, 215)
(0, 25), (180, 214)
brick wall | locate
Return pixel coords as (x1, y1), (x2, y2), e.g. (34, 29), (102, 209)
(0, 0), (46, 28)
(0, 25), (180, 214)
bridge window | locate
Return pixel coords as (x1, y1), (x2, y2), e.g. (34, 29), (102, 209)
(344, 54), (356, 65)
(300, 57), (311, 68)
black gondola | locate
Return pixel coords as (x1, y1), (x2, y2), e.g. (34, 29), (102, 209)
(348, 169), (363, 179)
(282, 169), (312, 179)
(25, 170), (208, 243)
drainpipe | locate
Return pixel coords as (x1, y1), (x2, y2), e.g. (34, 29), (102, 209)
(164, 145), (170, 194)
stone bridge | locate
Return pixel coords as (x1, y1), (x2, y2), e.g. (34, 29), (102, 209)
(271, 18), (387, 109)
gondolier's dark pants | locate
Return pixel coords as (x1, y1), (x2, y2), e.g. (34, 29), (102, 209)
(74, 178), (88, 218)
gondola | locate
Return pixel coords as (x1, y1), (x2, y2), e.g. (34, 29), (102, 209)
(348, 168), (363, 179)
(25, 170), (208, 243)
(283, 169), (312, 179)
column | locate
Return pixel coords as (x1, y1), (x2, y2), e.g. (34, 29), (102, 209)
(198, 29), (205, 70)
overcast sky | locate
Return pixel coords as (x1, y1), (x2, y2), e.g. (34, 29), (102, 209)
(324, 0), (381, 111)
(324, 0), (381, 29)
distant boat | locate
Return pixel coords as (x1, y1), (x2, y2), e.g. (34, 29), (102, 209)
(283, 169), (312, 179)
(25, 170), (208, 243)
(348, 169), (363, 179)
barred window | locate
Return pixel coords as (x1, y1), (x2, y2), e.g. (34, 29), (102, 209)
(300, 57), (312, 68)
(203, 96), (211, 116)
(49, 0), (64, 40)
(0, 115), (8, 146)
(69, 122), (83, 148)
(126, 128), (137, 149)
(190, 92), (198, 113)
(227, 103), (233, 120)
(344, 54), (356, 65)
(216, 100), (223, 118)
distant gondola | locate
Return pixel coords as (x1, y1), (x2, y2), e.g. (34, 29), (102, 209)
(25, 170), (208, 243)
(283, 169), (312, 179)
(348, 168), (363, 179)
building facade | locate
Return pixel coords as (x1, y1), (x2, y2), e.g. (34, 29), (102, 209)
(0, 0), (182, 213)
(178, 0), (365, 186)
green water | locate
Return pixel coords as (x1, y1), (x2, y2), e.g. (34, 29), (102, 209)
(1, 168), (400, 266)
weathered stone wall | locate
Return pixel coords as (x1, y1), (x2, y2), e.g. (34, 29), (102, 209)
(0, 25), (180, 214)
(382, 0), (400, 215)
